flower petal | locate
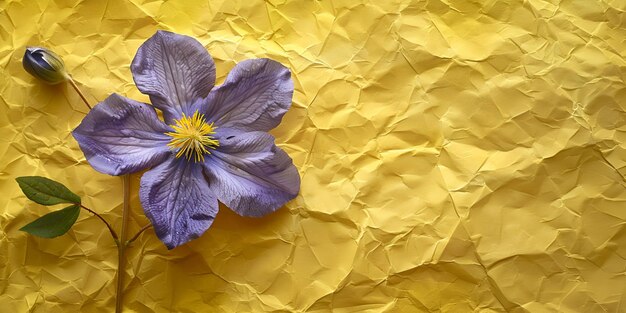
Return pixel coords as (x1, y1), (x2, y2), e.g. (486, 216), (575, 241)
(131, 30), (216, 123)
(205, 59), (294, 132)
(140, 157), (218, 249)
(72, 94), (172, 176)
(203, 129), (300, 217)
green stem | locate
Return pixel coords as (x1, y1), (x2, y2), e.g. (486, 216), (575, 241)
(66, 73), (133, 312)
(115, 174), (131, 313)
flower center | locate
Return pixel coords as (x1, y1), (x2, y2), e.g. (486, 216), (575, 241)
(166, 111), (219, 162)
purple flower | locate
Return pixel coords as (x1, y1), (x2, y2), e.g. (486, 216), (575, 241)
(72, 31), (300, 249)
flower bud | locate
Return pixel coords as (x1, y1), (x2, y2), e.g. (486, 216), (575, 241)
(22, 47), (68, 84)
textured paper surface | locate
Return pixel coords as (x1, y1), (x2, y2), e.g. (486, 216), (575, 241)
(1, 0), (626, 312)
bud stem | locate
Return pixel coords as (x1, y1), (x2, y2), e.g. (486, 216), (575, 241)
(67, 76), (92, 110)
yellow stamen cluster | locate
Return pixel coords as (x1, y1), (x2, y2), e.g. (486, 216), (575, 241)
(166, 111), (219, 162)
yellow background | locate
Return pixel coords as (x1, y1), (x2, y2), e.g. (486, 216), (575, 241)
(1, 0), (626, 312)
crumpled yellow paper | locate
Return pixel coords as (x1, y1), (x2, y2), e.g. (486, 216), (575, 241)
(1, 0), (625, 312)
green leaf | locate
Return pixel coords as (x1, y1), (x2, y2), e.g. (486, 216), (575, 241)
(16, 176), (80, 205)
(20, 205), (80, 238)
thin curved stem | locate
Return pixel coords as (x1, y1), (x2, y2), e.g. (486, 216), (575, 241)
(79, 204), (119, 245)
(115, 174), (131, 313)
(67, 76), (92, 110)
(126, 224), (152, 246)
